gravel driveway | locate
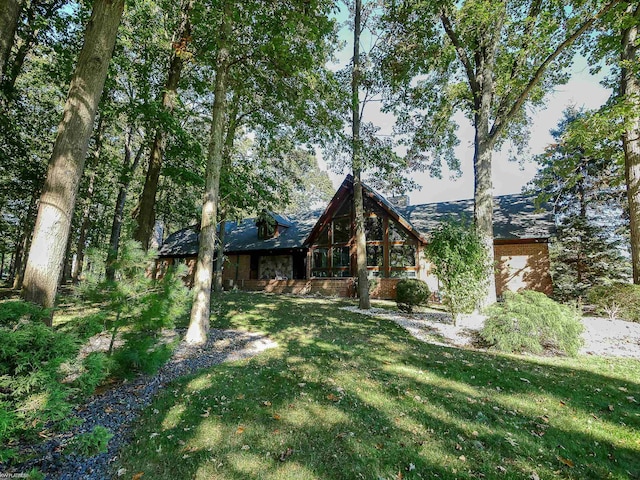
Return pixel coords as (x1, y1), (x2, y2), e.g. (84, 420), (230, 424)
(343, 306), (640, 360)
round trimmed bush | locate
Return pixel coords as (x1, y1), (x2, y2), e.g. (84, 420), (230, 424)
(481, 290), (584, 356)
(396, 279), (430, 313)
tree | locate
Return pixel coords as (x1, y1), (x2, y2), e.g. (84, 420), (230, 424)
(620, 3), (640, 282)
(528, 107), (629, 300)
(381, 0), (620, 306)
(133, 0), (194, 250)
(21, 0), (124, 319)
(186, 0), (231, 345)
(425, 219), (489, 325)
(352, 0), (370, 309)
(185, 0), (338, 343)
(0, 0), (23, 83)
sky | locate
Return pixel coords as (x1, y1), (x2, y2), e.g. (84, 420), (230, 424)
(319, 12), (613, 205)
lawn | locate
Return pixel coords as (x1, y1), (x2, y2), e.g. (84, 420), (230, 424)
(117, 292), (640, 480)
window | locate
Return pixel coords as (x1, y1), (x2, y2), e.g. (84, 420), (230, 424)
(389, 220), (409, 242)
(332, 246), (350, 268)
(365, 216), (383, 241)
(333, 217), (350, 244)
(366, 245), (384, 267)
(390, 245), (416, 267)
(313, 248), (328, 268)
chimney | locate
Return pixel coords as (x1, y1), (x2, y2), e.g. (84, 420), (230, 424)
(388, 195), (410, 208)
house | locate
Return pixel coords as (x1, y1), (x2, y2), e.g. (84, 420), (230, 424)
(157, 175), (554, 299)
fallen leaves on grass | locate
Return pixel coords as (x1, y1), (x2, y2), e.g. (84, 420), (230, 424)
(558, 456), (575, 467)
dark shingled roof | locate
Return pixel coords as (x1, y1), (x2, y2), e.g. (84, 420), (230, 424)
(158, 210), (321, 258)
(397, 194), (554, 240)
(158, 182), (554, 258)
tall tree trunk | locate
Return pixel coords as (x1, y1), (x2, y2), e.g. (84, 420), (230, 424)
(352, 0), (370, 309)
(0, 0), (22, 84)
(186, 2), (231, 345)
(622, 3), (640, 283)
(213, 217), (226, 293)
(106, 132), (144, 281)
(133, 0), (193, 250)
(473, 120), (497, 307)
(11, 192), (38, 289)
(21, 0), (124, 320)
(72, 116), (103, 283)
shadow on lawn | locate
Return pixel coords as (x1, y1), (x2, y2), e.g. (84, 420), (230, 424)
(119, 293), (640, 480)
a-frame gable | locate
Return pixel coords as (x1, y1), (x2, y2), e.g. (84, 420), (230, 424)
(304, 175), (427, 246)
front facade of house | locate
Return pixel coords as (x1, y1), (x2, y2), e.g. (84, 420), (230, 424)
(158, 176), (554, 299)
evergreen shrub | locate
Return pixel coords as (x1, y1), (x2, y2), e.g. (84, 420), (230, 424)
(77, 240), (190, 376)
(65, 425), (113, 457)
(0, 302), (84, 448)
(587, 283), (640, 322)
(481, 290), (584, 356)
(396, 279), (430, 313)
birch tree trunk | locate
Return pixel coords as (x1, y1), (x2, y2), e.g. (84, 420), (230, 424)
(186, 3), (231, 344)
(21, 0), (124, 320)
(352, 0), (370, 309)
(0, 0), (22, 83)
(134, 0), (193, 250)
(622, 3), (640, 283)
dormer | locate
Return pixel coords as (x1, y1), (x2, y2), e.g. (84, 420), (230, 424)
(256, 210), (293, 240)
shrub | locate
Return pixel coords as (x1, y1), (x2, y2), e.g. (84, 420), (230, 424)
(76, 240), (190, 375)
(481, 290), (584, 356)
(0, 300), (51, 327)
(65, 425), (113, 457)
(0, 301), (114, 449)
(587, 283), (640, 322)
(0, 306), (77, 446)
(396, 279), (430, 313)
(425, 219), (489, 324)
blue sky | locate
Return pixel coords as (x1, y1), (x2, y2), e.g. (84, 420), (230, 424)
(320, 7), (612, 205)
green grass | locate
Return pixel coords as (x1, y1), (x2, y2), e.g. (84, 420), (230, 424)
(117, 292), (640, 479)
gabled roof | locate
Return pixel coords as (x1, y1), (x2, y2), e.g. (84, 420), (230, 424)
(304, 175), (428, 246)
(158, 177), (554, 258)
(158, 210), (321, 258)
(398, 194), (554, 240)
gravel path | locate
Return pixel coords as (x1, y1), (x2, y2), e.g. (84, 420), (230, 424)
(343, 306), (640, 359)
(5, 329), (277, 480)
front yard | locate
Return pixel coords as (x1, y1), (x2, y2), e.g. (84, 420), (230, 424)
(116, 293), (640, 480)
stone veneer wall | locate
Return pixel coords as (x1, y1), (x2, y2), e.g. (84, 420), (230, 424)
(258, 255), (293, 280)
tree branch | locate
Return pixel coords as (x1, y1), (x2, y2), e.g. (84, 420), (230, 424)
(489, 0), (622, 141)
(440, 10), (479, 95)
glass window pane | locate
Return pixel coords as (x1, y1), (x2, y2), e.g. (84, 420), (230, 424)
(316, 227), (329, 245)
(390, 245), (416, 267)
(390, 270), (417, 278)
(313, 248), (328, 268)
(332, 246), (350, 268)
(366, 245), (384, 267)
(365, 217), (383, 241)
(333, 217), (351, 244)
(389, 221), (409, 242)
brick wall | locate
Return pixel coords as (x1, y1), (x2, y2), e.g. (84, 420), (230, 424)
(494, 242), (552, 296)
